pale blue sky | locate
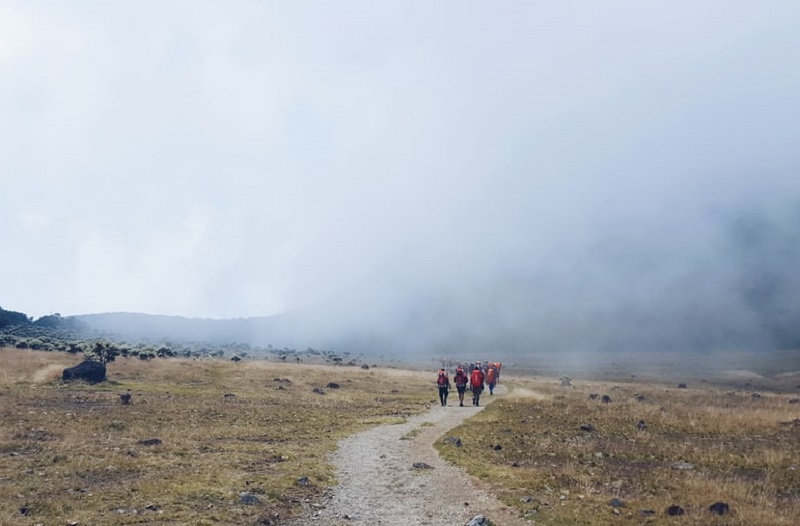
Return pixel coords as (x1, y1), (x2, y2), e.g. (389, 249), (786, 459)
(2, 1), (800, 351)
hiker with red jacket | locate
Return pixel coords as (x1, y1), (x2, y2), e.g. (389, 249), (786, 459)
(436, 369), (451, 406)
(486, 366), (497, 395)
(453, 367), (469, 406)
(470, 366), (485, 406)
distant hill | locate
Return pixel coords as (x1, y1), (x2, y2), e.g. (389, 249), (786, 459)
(73, 312), (293, 345)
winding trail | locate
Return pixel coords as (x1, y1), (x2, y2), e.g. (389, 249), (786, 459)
(292, 385), (531, 526)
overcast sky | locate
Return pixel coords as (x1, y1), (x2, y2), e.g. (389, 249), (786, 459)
(2, 2), (799, 352)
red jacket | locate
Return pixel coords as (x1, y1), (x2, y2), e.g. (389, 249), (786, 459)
(470, 368), (484, 389)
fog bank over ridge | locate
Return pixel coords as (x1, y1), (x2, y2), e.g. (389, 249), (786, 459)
(76, 192), (800, 359)
(1, 2), (799, 360)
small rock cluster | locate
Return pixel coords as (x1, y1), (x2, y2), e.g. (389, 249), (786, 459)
(608, 498), (731, 517)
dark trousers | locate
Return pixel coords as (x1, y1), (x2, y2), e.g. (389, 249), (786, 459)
(438, 386), (449, 406)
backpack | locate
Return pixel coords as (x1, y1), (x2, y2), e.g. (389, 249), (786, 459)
(454, 370), (467, 386)
(437, 372), (449, 386)
(471, 369), (484, 387)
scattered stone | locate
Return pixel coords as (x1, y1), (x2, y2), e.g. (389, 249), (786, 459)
(678, 383), (688, 389)
(138, 438), (162, 446)
(709, 502), (730, 515)
(639, 509), (656, 516)
(296, 476), (312, 487)
(635, 394), (646, 402)
(580, 424), (594, 432)
(62, 361), (106, 383)
(444, 436), (462, 447)
(120, 392), (132, 405)
(312, 387), (325, 395)
(223, 393), (237, 399)
(326, 382), (341, 389)
(671, 461), (694, 470)
(511, 461), (520, 467)
(588, 393), (599, 400)
(144, 504), (160, 512)
(19, 506), (31, 516)
(411, 462), (434, 470)
(609, 498), (625, 508)
(636, 419), (647, 431)
(666, 505), (685, 516)
(789, 398), (799, 404)
(466, 515), (491, 526)
(230, 356), (242, 362)
(520, 496), (534, 503)
(559, 376), (572, 387)
(361, 364), (369, 369)
(493, 444), (502, 451)
(601, 395), (612, 404)
(239, 493), (262, 505)
(751, 392), (762, 399)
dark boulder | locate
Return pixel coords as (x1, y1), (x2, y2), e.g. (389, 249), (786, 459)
(709, 502), (730, 515)
(666, 505), (685, 516)
(239, 493), (262, 505)
(62, 361), (106, 383)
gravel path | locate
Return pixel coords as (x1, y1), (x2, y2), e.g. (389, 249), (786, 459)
(291, 385), (530, 526)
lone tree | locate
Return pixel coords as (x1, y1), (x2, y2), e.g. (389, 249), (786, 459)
(85, 341), (120, 364)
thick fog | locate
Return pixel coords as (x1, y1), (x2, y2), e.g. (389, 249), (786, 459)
(2, 2), (800, 356)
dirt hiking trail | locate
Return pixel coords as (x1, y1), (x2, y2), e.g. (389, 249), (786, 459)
(292, 384), (533, 526)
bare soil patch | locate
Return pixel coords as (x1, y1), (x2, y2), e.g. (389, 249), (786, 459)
(290, 384), (529, 526)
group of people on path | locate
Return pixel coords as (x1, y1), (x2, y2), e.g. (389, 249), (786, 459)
(436, 361), (501, 407)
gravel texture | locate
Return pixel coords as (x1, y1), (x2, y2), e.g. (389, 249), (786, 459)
(290, 385), (529, 526)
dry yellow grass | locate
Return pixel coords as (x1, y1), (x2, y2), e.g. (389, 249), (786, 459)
(0, 348), (433, 525)
(436, 374), (800, 525)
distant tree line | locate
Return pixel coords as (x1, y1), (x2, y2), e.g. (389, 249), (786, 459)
(0, 306), (370, 368)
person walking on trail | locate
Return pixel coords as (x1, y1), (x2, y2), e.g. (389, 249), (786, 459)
(436, 368), (451, 406)
(486, 366), (496, 395)
(470, 366), (485, 406)
(453, 366), (469, 406)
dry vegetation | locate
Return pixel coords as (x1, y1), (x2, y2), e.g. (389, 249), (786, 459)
(0, 348), (432, 525)
(436, 374), (800, 525)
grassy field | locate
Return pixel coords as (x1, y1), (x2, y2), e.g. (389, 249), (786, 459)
(3, 347), (799, 526)
(0, 348), (433, 525)
(436, 373), (800, 525)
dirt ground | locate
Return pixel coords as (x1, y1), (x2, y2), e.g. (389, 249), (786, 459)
(289, 384), (530, 526)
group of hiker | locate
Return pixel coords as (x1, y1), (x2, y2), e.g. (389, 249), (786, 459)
(436, 361), (502, 407)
